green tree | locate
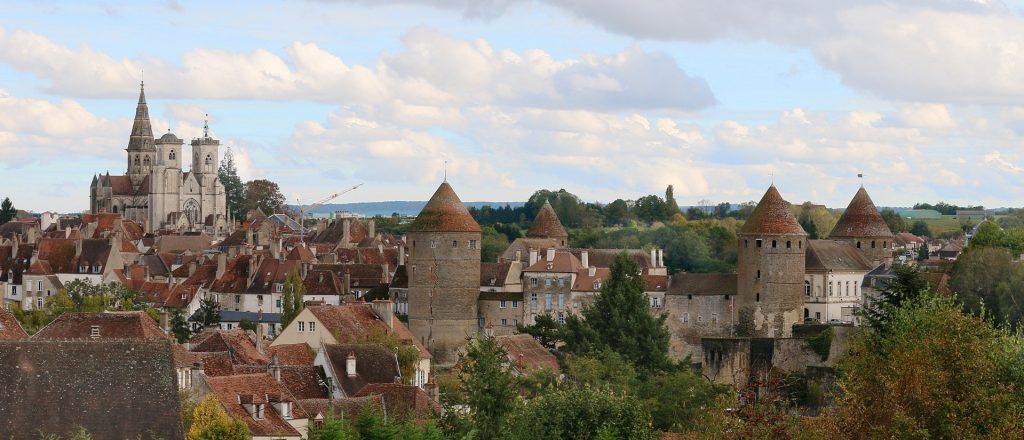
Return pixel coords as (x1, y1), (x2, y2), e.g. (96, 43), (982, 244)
(187, 395), (250, 440)
(562, 252), (671, 374)
(481, 226), (510, 263)
(604, 199), (632, 226)
(455, 335), (518, 440)
(916, 244), (929, 261)
(563, 350), (638, 394)
(281, 270), (305, 328)
(968, 221), (1004, 249)
(367, 327), (422, 386)
(861, 264), (929, 334)
(218, 148), (246, 220)
(880, 208), (907, 233)
(170, 308), (193, 343)
(951, 246), (1024, 327)
(910, 220), (932, 237)
(192, 297), (221, 328)
(664, 185), (681, 218)
(639, 369), (728, 433)
(0, 197), (14, 224)
(504, 385), (656, 440)
(824, 293), (1024, 439)
(515, 314), (562, 350)
(243, 179), (287, 215)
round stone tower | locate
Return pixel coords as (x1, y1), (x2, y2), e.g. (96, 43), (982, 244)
(407, 181), (482, 365)
(526, 200), (569, 247)
(736, 185), (807, 338)
(829, 186), (894, 269)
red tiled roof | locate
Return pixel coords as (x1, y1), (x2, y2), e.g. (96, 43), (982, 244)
(481, 262), (513, 287)
(353, 383), (441, 421)
(303, 270), (344, 295)
(408, 182), (481, 233)
(248, 259), (299, 294)
(323, 344), (401, 396)
(523, 249), (583, 274)
(572, 267), (610, 292)
(668, 273), (738, 296)
(34, 238), (77, 274)
(526, 201), (568, 239)
(203, 373), (302, 437)
(739, 185), (806, 236)
(210, 255), (252, 294)
(0, 307), (28, 340)
(190, 329), (268, 366)
(32, 311), (171, 341)
(830, 187), (894, 239)
(286, 245), (316, 263)
(267, 343), (316, 366)
(277, 365), (330, 400)
(494, 334), (560, 374)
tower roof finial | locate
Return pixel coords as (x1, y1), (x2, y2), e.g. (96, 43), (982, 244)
(443, 160), (448, 182)
(203, 114), (209, 139)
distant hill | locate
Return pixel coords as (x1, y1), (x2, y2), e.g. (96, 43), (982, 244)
(298, 201), (524, 217)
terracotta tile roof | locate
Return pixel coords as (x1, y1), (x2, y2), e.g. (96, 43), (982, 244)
(138, 281), (172, 306)
(303, 270), (344, 295)
(572, 267), (610, 292)
(307, 304), (431, 359)
(0, 307), (28, 340)
(154, 234), (213, 253)
(494, 334), (560, 374)
(323, 343), (401, 396)
(569, 248), (652, 269)
(247, 259), (299, 294)
(668, 273), (738, 296)
(408, 182), (481, 233)
(83, 212), (123, 238)
(481, 262), (513, 287)
(739, 185), (807, 236)
(921, 272), (952, 296)
(217, 229), (247, 247)
(105, 175), (136, 196)
(0, 340), (185, 440)
(277, 365), (330, 399)
(391, 317), (432, 360)
(210, 255), (253, 294)
(805, 240), (873, 272)
(643, 274), (669, 292)
(286, 244), (317, 263)
(298, 396), (383, 423)
(523, 249), (583, 273)
(190, 329), (268, 366)
(895, 232), (925, 246)
(354, 383), (441, 421)
(32, 311), (171, 341)
(312, 218), (369, 245)
(267, 343), (316, 366)
(120, 220), (145, 241)
(203, 373), (302, 437)
(829, 187), (894, 238)
(526, 201), (569, 239)
(314, 263), (385, 288)
(34, 238), (77, 274)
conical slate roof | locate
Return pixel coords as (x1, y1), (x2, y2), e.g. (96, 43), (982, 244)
(830, 187), (893, 238)
(526, 201), (568, 239)
(408, 182), (481, 233)
(739, 185), (806, 235)
(127, 83), (155, 151)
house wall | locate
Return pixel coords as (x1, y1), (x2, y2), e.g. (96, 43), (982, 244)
(523, 272), (574, 325)
(664, 293), (734, 364)
(803, 271), (864, 323)
(271, 309), (336, 351)
(478, 297), (525, 335)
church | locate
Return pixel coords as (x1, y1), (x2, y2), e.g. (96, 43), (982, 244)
(89, 83), (227, 233)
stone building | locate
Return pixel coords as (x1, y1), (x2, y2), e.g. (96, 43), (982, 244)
(89, 83), (227, 233)
(828, 187), (894, 268)
(803, 240), (873, 323)
(406, 182), (482, 365)
(734, 185), (807, 338)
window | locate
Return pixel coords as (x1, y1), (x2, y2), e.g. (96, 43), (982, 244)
(558, 312), (565, 324)
(786, 240), (792, 249)
(204, 154), (213, 166)
(499, 300), (506, 309)
(883, 241), (887, 248)
(756, 293), (760, 302)
(545, 293), (552, 310)
(511, 300), (518, 308)
(181, 293), (187, 300)
(235, 294), (241, 304)
(697, 315), (703, 323)
(545, 279), (552, 287)
(799, 240), (802, 249)
(254, 404), (265, 420)
(512, 319), (518, 327)
(854, 281), (859, 296)
(687, 294), (692, 300)
(756, 239), (763, 248)
(298, 321), (305, 332)
(871, 241), (876, 248)
(558, 294), (565, 310)
(143, 156), (151, 166)
(226, 323), (233, 329)
(452, 240), (458, 248)
(856, 241), (861, 248)
(772, 240), (777, 248)
(275, 283), (283, 293)
(846, 281), (850, 296)
(276, 299), (282, 308)
(90, 325), (100, 338)
(829, 282), (833, 296)
(815, 312), (821, 320)
(501, 319), (508, 327)
(557, 278), (565, 287)
(531, 293), (538, 310)
(92, 265), (101, 274)
(531, 278), (538, 286)
(309, 321), (316, 332)
(257, 295), (264, 306)
(430, 240), (437, 249)
(756, 270), (761, 279)
(744, 240), (748, 248)
(683, 312), (689, 323)
(169, 150), (176, 160)
(79, 265), (88, 273)
(804, 281), (811, 297)
(37, 298), (42, 308)
(469, 240), (478, 249)
(711, 313), (718, 323)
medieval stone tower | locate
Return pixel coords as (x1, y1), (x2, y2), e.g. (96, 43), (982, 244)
(526, 200), (569, 247)
(735, 185), (807, 337)
(407, 181), (482, 365)
(829, 186), (894, 269)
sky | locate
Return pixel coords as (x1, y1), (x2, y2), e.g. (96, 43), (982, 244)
(2, 0), (1024, 212)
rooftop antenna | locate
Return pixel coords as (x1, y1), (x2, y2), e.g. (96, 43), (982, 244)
(203, 113), (209, 138)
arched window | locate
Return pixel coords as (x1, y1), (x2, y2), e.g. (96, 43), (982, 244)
(804, 280), (810, 296)
(112, 205), (118, 214)
(143, 156), (150, 166)
(183, 199), (200, 225)
(205, 154), (212, 165)
(133, 156), (140, 166)
(169, 150), (176, 160)
(871, 240), (876, 248)
(856, 241), (861, 248)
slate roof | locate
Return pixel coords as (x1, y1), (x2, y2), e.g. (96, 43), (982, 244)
(526, 201), (569, 239)
(494, 334), (560, 374)
(390, 265), (408, 289)
(667, 273), (738, 296)
(354, 383), (441, 421)
(0, 307), (28, 340)
(154, 233), (213, 253)
(739, 185), (806, 236)
(323, 343), (401, 396)
(127, 83), (155, 151)
(0, 340), (184, 439)
(481, 262), (513, 287)
(408, 182), (481, 233)
(805, 240), (874, 272)
(203, 373), (302, 438)
(830, 187), (894, 238)
(303, 270), (345, 296)
(32, 311), (171, 341)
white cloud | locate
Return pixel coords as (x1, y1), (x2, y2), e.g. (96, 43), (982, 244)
(983, 151), (1024, 174)
(0, 88), (124, 162)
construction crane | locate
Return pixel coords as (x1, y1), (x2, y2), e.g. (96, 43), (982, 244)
(294, 183), (363, 235)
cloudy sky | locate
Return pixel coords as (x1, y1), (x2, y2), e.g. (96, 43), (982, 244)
(2, 0), (1024, 212)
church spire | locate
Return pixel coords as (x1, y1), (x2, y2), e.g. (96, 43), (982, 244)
(127, 81), (155, 151)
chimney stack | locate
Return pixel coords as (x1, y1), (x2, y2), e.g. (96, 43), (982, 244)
(256, 321), (265, 354)
(217, 253), (227, 279)
(398, 243), (405, 267)
(581, 250), (589, 268)
(368, 219), (375, 238)
(188, 260), (197, 276)
(159, 311), (169, 330)
(546, 248), (555, 262)
(347, 352), (357, 377)
(371, 300), (394, 330)
(342, 219), (351, 245)
(529, 248), (538, 266)
(588, 266), (596, 277)
(650, 249), (657, 268)
(514, 249), (521, 262)
(658, 249), (664, 268)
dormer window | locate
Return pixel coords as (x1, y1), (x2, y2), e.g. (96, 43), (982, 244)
(79, 265), (89, 273)
(275, 283), (283, 293)
(254, 404), (265, 420)
(92, 265), (101, 274)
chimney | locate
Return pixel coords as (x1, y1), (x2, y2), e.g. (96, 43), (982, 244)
(159, 311), (169, 330)
(528, 248), (538, 266)
(343, 271), (351, 296)
(188, 260), (197, 276)
(342, 219), (351, 245)
(546, 248), (555, 262)
(368, 219), (375, 238)
(514, 249), (522, 262)
(650, 249), (657, 268)
(581, 250), (589, 268)
(347, 352), (357, 377)
(398, 243), (405, 267)
(256, 322), (265, 354)
(372, 300), (394, 330)
(425, 380), (439, 403)
(75, 239), (83, 257)
(588, 266), (596, 277)
(217, 253), (227, 279)
(658, 249), (664, 268)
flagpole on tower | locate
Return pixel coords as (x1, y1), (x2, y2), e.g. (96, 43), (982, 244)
(858, 173), (864, 187)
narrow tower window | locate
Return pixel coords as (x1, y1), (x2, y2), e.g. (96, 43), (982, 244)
(169, 150), (176, 160)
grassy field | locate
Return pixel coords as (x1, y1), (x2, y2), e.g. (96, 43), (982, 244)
(919, 218), (965, 237)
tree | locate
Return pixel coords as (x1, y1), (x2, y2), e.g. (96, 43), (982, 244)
(218, 148), (246, 220)
(192, 297), (221, 328)
(639, 369), (729, 433)
(916, 244), (929, 261)
(481, 226), (510, 263)
(861, 264), (929, 334)
(604, 199), (632, 226)
(170, 308), (192, 343)
(950, 247), (1024, 327)
(516, 314), (562, 350)
(243, 179), (287, 215)
(0, 197), (14, 224)
(280, 270), (305, 328)
(910, 220), (932, 237)
(968, 221), (1004, 249)
(187, 395), (250, 440)
(563, 350), (638, 393)
(664, 185), (681, 218)
(879, 208), (906, 233)
(562, 252), (671, 374)
(504, 386), (657, 440)
(455, 335), (518, 440)
(823, 293), (1024, 439)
